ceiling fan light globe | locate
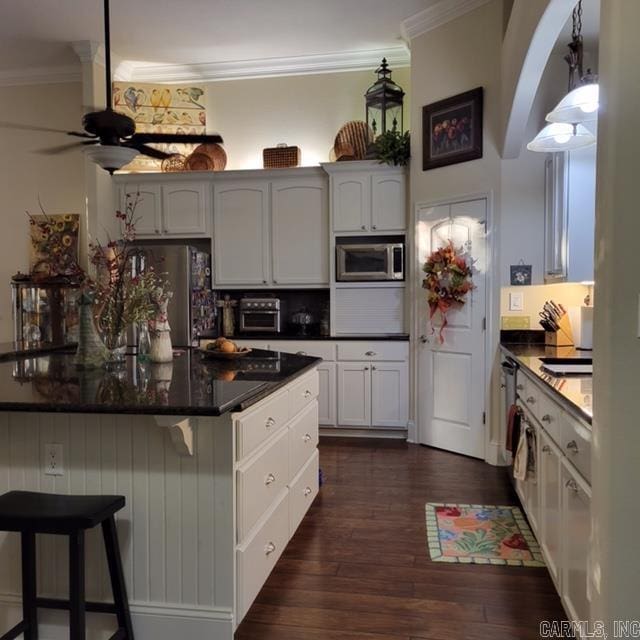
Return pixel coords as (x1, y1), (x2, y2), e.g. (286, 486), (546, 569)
(83, 145), (138, 172)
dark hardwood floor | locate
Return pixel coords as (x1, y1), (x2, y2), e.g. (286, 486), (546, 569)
(235, 437), (566, 640)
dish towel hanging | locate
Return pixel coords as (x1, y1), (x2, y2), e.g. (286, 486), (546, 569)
(506, 404), (522, 455)
(514, 423), (537, 482)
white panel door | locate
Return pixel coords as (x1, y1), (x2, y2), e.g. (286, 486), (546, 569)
(371, 363), (408, 428)
(162, 182), (208, 235)
(332, 174), (370, 232)
(213, 182), (270, 286)
(119, 185), (162, 236)
(417, 199), (487, 458)
(317, 362), (337, 427)
(337, 363), (371, 427)
(271, 178), (329, 285)
(539, 430), (562, 587)
(371, 173), (406, 231)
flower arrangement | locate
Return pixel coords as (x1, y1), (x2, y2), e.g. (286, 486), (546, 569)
(88, 193), (171, 360)
(422, 240), (476, 342)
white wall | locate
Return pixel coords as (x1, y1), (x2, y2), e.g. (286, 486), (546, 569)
(204, 67), (411, 170)
(0, 82), (85, 342)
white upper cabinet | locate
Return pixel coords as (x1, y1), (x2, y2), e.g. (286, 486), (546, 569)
(162, 182), (208, 235)
(117, 179), (209, 238)
(332, 173), (370, 232)
(214, 182), (270, 286)
(271, 178), (329, 285)
(371, 173), (406, 231)
(325, 162), (407, 233)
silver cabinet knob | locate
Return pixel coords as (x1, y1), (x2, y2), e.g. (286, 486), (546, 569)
(542, 414), (552, 423)
(265, 473), (276, 485)
(566, 440), (579, 453)
(372, 366), (377, 371)
(296, 351), (307, 356)
(304, 487), (312, 496)
(419, 335), (429, 344)
(361, 225), (367, 230)
(265, 417), (275, 429)
(517, 384), (524, 391)
(565, 479), (579, 493)
(542, 445), (551, 453)
(365, 351), (376, 356)
(303, 433), (312, 443)
(262, 280), (268, 284)
(304, 390), (312, 398)
(372, 225), (377, 230)
(526, 396), (536, 405)
(364, 366), (369, 371)
(265, 542), (276, 555)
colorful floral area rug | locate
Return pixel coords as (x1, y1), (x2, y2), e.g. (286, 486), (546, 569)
(425, 503), (545, 567)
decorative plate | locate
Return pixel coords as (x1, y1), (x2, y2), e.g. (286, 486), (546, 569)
(199, 347), (252, 359)
(187, 143), (227, 171)
(185, 152), (215, 171)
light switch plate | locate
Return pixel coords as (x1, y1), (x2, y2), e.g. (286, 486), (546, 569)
(509, 292), (524, 311)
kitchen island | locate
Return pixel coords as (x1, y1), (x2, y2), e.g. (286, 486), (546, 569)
(0, 348), (321, 640)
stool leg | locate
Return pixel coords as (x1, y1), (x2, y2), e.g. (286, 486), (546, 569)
(21, 532), (37, 640)
(68, 531), (85, 640)
(102, 517), (134, 640)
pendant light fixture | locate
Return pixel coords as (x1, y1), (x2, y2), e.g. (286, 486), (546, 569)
(528, 1), (598, 153)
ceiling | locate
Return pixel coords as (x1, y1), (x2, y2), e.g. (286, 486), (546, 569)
(0, 0), (436, 73)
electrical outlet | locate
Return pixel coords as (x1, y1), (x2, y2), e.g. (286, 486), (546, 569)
(44, 443), (64, 476)
(509, 292), (524, 311)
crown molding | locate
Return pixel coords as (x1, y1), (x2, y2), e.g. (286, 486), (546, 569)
(126, 46), (410, 84)
(72, 40), (102, 64)
(0, 65), (80, 87)
(401, 0), (493, 41)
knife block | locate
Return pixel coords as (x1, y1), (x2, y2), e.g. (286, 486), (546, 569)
(545, 314), (574, 347)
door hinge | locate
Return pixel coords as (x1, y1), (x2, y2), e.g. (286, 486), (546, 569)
(482, 317), (487, 331)
(482, 411), (486, 425)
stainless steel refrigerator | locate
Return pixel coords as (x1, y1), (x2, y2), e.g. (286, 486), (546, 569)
(130, 245), (216, 347)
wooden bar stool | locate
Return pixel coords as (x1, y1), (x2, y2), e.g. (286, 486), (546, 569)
(0, 491), (134, 640)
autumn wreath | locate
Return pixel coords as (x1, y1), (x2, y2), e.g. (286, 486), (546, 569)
(422, 240), (476, 342)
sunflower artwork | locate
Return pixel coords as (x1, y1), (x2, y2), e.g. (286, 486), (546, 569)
(29, 213), (81, 281)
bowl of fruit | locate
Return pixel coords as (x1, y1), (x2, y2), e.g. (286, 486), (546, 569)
(199, 338), (252, 359)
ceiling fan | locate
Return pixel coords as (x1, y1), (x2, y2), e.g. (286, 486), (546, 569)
(4, 0), (223, 173)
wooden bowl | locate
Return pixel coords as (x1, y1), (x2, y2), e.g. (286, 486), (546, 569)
(188, 143), (227, 171)
(199, 347), (252, 360)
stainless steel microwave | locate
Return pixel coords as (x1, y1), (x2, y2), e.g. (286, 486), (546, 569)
(336, 240), (404, 282)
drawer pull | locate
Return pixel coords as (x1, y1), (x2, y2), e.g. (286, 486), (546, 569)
(303, 433), (312, 443)
(364, 366), (369, 371)
(541, 414), (552, 423)
(296, 351), (307, 356)
(542, 445), (551, 453)
(304, 487), (312, 496)
(265, 542), (276, 555)
(566, 440), (579, 453)
(265, 417), (276, 429)
(565, 479), (579, 493)
(304, 390), (312, 398)
(365, 351), (377, 356)
(526, 396), (536, 405)
(517, 384), (524, 391)
(265, 473), (276, 486)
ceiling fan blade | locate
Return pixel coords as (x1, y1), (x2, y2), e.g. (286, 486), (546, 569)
(0, 121), (94, 137)
(36, 140), (98, 155)
(124, 143), (172, 160)
(128, 133), (224, 145)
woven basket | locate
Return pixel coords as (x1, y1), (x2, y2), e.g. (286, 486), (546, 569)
(333, 121), (373, 161)
(263, 144), (301, 169)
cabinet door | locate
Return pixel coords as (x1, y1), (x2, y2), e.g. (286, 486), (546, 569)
(337, 363), (371, 427)
(539, 430), (562, 587)
(271, 178), (329, 285)
(371, 362), (408, 428)
(162, 182), (208, 235)
(213, 182), (270, 286)
(544, 152), (569, 281)
(371, 173), (406, 231)
(317, 362), (337, 427)
(332, 173), (370, 232)
(561, 462), (591, 623)
(119, 185), (162, 236)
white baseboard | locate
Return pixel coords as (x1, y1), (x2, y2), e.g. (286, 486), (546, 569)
(485, 440), (508, 466)
(0, 597), (234, 640)
(320, 427), (407, 440)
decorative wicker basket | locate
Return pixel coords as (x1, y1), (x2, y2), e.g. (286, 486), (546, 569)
(263, 144), (301, 169)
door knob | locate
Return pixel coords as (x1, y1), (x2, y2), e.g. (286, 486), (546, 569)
(419, 335), (429, 344)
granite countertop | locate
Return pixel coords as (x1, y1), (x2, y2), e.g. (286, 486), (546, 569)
(231, 333), (410, 341)
(0, 348), (320, 416)
(501, 343), (592, 424)
(0, 341), (76, 362)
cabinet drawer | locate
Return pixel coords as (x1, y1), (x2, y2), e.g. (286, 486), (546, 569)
(336, 341), (408, 362)
(270, 340), (336, 362)
(237, 490), (289, 622)
(237, 428), (289, 541)
(560, 413), (591, 483)
(235, 389), (289, 462)
(520, 375), (542, 421)
(538, 394), (562, 444)
(289, 370), (319, 418)
(289, 449), (319, 536)
(289, 401), (319, 479)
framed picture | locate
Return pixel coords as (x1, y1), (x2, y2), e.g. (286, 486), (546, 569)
(422, 87), (483, 171)
(510, 264), (532, 286)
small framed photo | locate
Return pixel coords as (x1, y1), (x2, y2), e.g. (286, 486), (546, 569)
(422, 87), (483, 171)
(510, 264), (532, 286)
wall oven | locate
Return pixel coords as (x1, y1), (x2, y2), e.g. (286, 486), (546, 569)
(239, 297), (281, 333)
(336, 236), (404, 282)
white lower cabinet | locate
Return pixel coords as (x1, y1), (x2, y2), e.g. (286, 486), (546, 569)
(337, 363), (372, 427)
(539, 430), (563, 587)
(371, 363), (409, 428)
(561, 460), (592, 623)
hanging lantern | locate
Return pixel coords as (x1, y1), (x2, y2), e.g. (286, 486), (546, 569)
(365, 58), (405, 138)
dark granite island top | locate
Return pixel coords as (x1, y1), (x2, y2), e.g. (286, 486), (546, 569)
(0, 348), (321, 416)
